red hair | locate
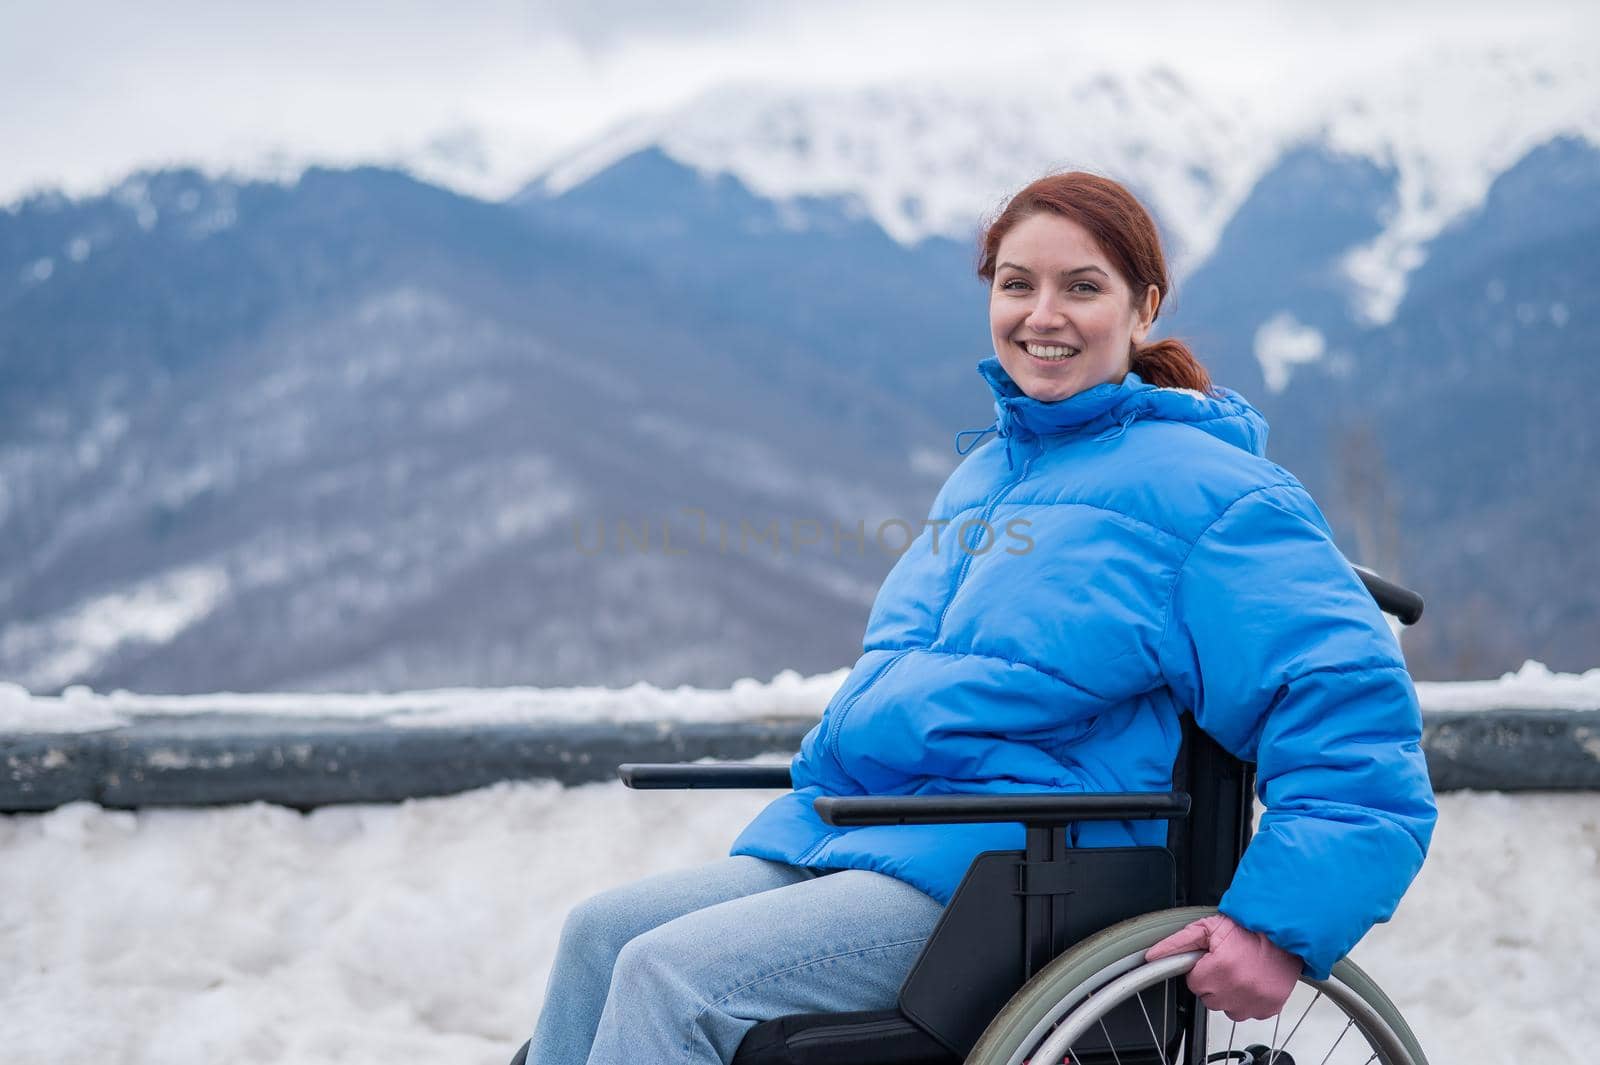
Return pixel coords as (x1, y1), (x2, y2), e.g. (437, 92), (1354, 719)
(976, 172), (1213, 393)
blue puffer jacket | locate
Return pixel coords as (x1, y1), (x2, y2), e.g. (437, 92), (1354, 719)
(731, 357), (1437, 978)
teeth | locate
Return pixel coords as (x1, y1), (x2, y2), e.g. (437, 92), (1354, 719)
(1024, 342), (1078, 360)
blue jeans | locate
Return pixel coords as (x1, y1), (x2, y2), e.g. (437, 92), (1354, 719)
(527, 856), (945, 1065)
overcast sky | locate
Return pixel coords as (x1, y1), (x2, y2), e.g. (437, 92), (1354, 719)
(3, 0), (1595, 204)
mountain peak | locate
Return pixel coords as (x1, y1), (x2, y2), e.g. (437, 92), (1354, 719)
(1322, 42), (1600, 322)
(530, 43), (1599, 323)
(528, 70), (1271, 270)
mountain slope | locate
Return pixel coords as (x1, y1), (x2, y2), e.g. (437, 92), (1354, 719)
(0, 168), (951, 692)
(3, 91), (1597, 690)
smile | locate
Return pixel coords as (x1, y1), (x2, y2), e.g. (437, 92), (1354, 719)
(1022, 341), (1080, 361)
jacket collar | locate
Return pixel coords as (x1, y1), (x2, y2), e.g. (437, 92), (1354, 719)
(959, 356), (1271, 462)
(977, 356), (1142, 441)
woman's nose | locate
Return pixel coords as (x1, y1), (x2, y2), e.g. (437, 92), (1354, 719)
(1025, 292), (1068, 331)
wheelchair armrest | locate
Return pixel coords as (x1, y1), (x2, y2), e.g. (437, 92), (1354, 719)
(1352, 564), (1424, 625)
(813, 791), (1190, 826)
(618, 763), (793, 790)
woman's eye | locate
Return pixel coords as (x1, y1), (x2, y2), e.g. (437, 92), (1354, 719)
(1070, 282), (1100, 295)
(1000, 279), (1030, 291)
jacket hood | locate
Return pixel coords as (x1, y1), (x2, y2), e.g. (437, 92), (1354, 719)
(971, 356), (1270, 458)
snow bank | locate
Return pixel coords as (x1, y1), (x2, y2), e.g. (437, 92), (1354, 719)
(5, 659), (1597, 737)
(1413, 659), (1600, 712)
(0, 668), (851, 734)
(0, 786), (1593, 1064)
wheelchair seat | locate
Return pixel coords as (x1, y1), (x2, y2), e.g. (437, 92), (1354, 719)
(732, 1008), (958, 1065)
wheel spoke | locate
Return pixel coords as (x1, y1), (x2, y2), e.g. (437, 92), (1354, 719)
(1316, 1017), (1355, 1065)
(1133, 989), (1172, 1065)
(1279, 989), (1323, 1053)
(1098, 1015), (1126, 1065)
(1161, 978), (1169, 1059)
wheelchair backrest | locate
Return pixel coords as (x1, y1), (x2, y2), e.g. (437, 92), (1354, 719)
(1167, 719), (1255, 907)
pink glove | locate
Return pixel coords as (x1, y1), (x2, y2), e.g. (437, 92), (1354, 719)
(1144, 914), (1303, 1021)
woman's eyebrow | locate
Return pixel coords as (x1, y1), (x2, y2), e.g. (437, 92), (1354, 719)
(996, 262), (1111, 280)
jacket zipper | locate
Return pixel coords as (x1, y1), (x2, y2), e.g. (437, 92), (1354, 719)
(802, 448), (1035, 867)
(933, 450), (1035, 637)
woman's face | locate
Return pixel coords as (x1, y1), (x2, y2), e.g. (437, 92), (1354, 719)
(989, 211), (1159, 403)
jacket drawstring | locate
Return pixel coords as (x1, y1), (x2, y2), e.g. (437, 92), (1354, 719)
(955, 422), (997, 454)
(1094, 414), (1137, 443)
(954, 422), (1015, 469)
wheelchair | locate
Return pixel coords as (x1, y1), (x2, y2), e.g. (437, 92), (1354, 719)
(515, 565), (1429, 1065)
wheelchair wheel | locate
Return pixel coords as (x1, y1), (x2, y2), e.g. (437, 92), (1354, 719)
(966, 906), (1427, 1065)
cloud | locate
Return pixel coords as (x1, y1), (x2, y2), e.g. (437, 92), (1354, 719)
(522, 0), (777, 51)
(2, 0), (1595, 205)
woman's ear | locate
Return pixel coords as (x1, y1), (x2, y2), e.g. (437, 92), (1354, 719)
(1131, 283), (1160, 344)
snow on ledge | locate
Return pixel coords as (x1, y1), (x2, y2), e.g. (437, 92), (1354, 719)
(2, 660), (1595, 737)
(5, 658), (1599, 739)
(1413, 659), (1600, 712)
(0, 668), (853, 735)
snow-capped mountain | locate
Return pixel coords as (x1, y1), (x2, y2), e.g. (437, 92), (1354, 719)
(3, 43), (1597, 694)
(531, 69), (1273, 272)
(526, 43), (1600, 326)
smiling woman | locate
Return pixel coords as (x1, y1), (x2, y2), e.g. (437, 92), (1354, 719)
(978, 170), (1212, 402)
(518, 171), (1436, 1065)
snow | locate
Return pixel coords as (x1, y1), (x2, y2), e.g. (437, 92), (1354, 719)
(0, 667), (851, 734)
(6, 41), (1593, 324)
(1414, 659), (1600, 712)
(1252, 312), (1327, 393)
(534, 70), (1277, 274)
(111, 175), (160, 231)
(1325, 43), (1600, 324)
(0, 783), (1592, 1064)
(529, 41), (1599, 317)
(2, 661), (1596, 736)
(4, 660), (1596, 736)
(0, 683), (126, 734)
(0, 565), (231, 692)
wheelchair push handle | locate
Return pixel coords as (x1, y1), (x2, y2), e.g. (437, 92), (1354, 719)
(618, 763), (794, 789)
(814, 791), (1191, 827)
(1353, 564), (1424, 625)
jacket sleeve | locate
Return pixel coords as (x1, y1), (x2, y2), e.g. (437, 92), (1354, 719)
(1156, 483), (1437, 979)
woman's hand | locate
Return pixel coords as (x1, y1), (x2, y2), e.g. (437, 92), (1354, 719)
(1144, 914), (1302, 1021)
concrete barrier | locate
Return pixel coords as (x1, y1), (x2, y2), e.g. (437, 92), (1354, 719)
(1421, 709), (1600, 791)
(3, 710), (1597, 812)
(1, 715), (814, 812)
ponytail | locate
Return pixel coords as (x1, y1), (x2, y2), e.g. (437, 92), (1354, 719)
(1131, 338), (1213, 394)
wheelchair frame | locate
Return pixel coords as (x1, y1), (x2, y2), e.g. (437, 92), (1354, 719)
(618, 717), (1245, 1064)
(531, 565), (1425, 1065)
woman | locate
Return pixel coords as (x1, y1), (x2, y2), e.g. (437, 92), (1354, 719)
(523, 172), (1437, 1064)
